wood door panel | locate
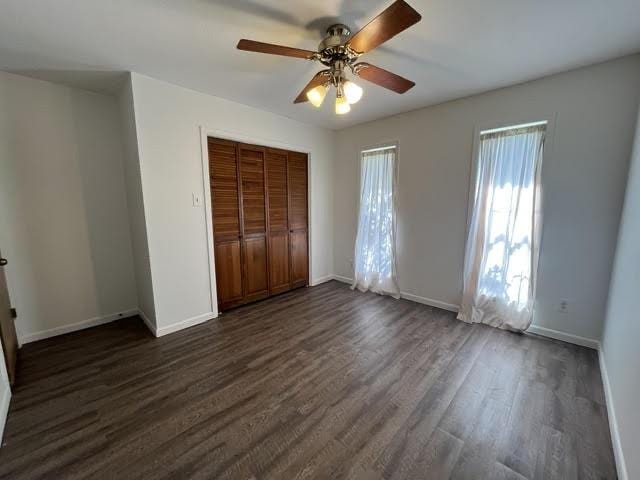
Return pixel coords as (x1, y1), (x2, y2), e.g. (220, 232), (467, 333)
(239, 146), (266, 235)
(0, 250), (17, 385)
(209, 139), (240, 237)
(288, 151), (308, 289)
(243, 237), (269, 298)
(266, 148), (288, 232)
(214, 241), (243, 307)
(290, 231), (308, 288)
(288, 151), (308, 231)
(268, 233), (290, 295)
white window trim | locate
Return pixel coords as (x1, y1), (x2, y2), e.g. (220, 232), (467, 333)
(362, 145), (397, 154)
(480, 120), (548, 136)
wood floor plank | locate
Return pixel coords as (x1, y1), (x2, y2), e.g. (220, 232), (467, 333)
(534, 425), (578, 480)
(405, 428), (463, 480)
(0, 281), (617, 479)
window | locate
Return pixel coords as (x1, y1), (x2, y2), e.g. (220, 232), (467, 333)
(352, 145), (400, 298)
(458, 122), (546, 331)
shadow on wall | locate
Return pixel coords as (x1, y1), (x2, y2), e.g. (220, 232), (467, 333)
(5, 69), (128, 96)
(70, 87), (138, 321)
(0, 70), (136, 337)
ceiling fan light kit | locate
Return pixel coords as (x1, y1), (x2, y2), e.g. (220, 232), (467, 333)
(306, 84), (328, 107)
(335, 84), (351, 114)
(335, 95), (351, 115)
(236, 0), (421, 115)
(343, 81), (363, 104)
(305, 62), (363, 110)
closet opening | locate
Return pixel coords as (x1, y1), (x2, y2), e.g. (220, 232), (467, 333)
(207, 137), (309, 311)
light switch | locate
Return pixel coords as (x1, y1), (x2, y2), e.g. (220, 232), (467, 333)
(192, 193), (202, 207)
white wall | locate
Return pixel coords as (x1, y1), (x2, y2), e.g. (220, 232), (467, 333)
(601, 107), (640, 480)
(118, 77), (156, 327)
(0, 72), (138, 342)
(129, 73), (335, 332)
(333, 54), (640, 342)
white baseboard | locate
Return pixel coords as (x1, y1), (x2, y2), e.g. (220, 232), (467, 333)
(399, 291), (459, 313)
(598, 346), (628, 480)
(154, 312), (217, 337)
(17, 307), (216, 344)
(19, 309), (139, 344)
(310, 275), (334, 286)
(526, 324), (599, 350)
(332, 275), (352, 284)
(0, 384), (10, 445)
(137, 309), (157, 336)
(330, 275), (459, 312)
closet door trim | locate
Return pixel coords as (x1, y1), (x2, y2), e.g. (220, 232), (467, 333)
(201, 128), (311, 311)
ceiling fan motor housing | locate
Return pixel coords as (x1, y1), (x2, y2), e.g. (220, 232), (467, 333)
(322, 24), (351, 46)
(317, 24), (360, 68)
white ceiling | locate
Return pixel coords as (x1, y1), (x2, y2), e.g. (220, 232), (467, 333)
(1, 0), (639, 129)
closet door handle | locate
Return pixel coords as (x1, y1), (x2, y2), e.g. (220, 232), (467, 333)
(0, 258), (7, 267)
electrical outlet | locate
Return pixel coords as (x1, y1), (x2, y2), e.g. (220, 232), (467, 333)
(558, 299), (570, 314)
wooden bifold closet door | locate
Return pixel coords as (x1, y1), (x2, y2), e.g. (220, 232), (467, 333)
(287, 151), (309, 289)
(265, 148), (291, 295)
(238, 144), (269, 303)
(208, 138), (243, 309)
(208, 138), (309, 311)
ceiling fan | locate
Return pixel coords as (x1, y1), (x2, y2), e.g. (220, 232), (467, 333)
(236, 0), (421, 115)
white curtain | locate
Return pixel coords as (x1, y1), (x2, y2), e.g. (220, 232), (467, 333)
(458, 124), (546, 332)
(352, 147), (400, 298)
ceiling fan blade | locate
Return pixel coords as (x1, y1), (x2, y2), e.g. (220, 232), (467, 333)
(353, 63), (415, 93)
(237, 39), (317, 59)
(294, 70), (331, 103)
(346, 0), (421, 54)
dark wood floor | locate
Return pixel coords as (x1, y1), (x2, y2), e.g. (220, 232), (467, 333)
(0, 281), (616, 479)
